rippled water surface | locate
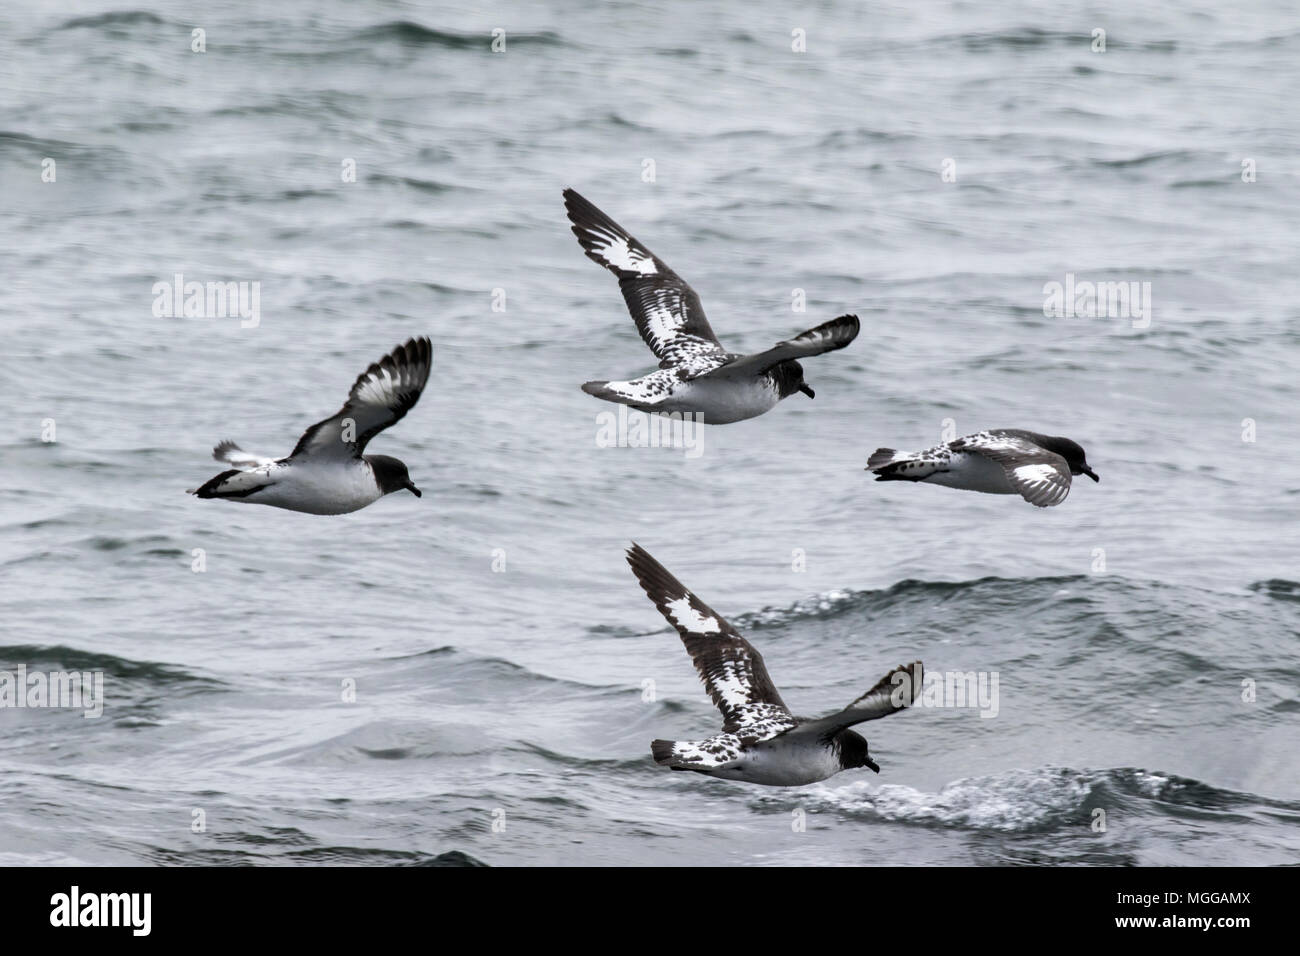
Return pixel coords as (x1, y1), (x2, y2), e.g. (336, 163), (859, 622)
(2, 1), (1299, 865)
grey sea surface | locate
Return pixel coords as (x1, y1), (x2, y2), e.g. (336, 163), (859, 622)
(2, 1), (1299, 865)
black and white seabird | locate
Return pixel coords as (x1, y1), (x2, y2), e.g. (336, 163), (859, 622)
(867, 428), (1099, 508)
(189, 338), (431, 515)
(564, 189), (859, 424)
(626, 544), (921, 787)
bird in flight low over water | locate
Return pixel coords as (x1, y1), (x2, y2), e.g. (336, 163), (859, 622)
(190, 337), (432, 515)
(867, 428), (1099, 508)
(625, 543), (922, 786)
(564, 188), (860, 424)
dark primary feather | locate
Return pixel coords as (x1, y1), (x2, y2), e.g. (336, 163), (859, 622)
(797, 661), (924, 739)
(290, 337), (432, 460)
(707, 314), (860, 380)
(212, 440), (241, 463)
(625, 543), (790, 729)
(563, 188), (726, 372)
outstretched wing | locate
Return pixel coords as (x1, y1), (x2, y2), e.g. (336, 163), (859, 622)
(953, 430), (1072, 508)
(564, 188), (728, 375)
(625, 543), (796, 742)
(700, 314), (860, 380)
(795, 661), (924, 739)
(289, 337), (432, 462)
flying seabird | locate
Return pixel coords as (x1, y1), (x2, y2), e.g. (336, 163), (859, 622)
(626, 543), (921, 786)
(564, 188), (859, 424)
(189, 337), (431, 515)
(867, 428), (1099, 508)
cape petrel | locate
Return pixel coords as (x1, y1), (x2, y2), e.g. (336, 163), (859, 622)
(626, 543), (921, 787)
(867, 428), (1099, 508)
(190, 337), (431, 515)
(565, 188), (859, 424)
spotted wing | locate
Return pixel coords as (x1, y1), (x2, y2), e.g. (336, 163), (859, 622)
(565, 189), (728, 376)
(626, 543), (795, 742)
(953, 430), (1072, 508)
(289, 337), (432, 462)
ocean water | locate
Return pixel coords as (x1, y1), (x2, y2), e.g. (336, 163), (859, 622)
(2, 0), (1299, 866)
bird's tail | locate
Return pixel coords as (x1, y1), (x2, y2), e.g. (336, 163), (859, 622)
(651, 737), (733, 774)
(650, 739), (678, 765)
(867, 448), (925, 482)
(581, 378), (668, 412)
(189, 468), (271, 500)
(581, 380), (618, 402)
(650, 739), (706, 772)
(866, 447), (900, 470)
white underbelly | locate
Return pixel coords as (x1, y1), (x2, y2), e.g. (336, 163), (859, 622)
(925, 453), (1016, 494)
(252, 462), (382, 515)
(715, 736), (841, 786)
(663, 376), (781, 425)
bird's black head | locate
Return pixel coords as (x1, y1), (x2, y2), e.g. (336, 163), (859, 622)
(366, 454), (422, 497)
(1042, 436), (1099, 482)
(836, 730), (879, 774)
(772, 359), (814, 399)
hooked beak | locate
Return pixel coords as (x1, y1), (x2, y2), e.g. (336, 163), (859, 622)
(405, 481), (422, 497)
(864, 756), (880, 774)
(799, 384), (815, 399)
(1082, 467), (1099, 483)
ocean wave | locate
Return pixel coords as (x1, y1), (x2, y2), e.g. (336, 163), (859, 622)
(366, 173), (456, 195)
(147, 843), (486, 866)
(742, 574), (1093, 629)
(379, 645), (613, 694)
(934, 29), (1179, 54)
(769, 767), (1300, 833)
(1249, 579), (1300, 602)
(0, 644), (220, 687)
(352, 22), (562, 50)
(54, 10), (167, 32)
